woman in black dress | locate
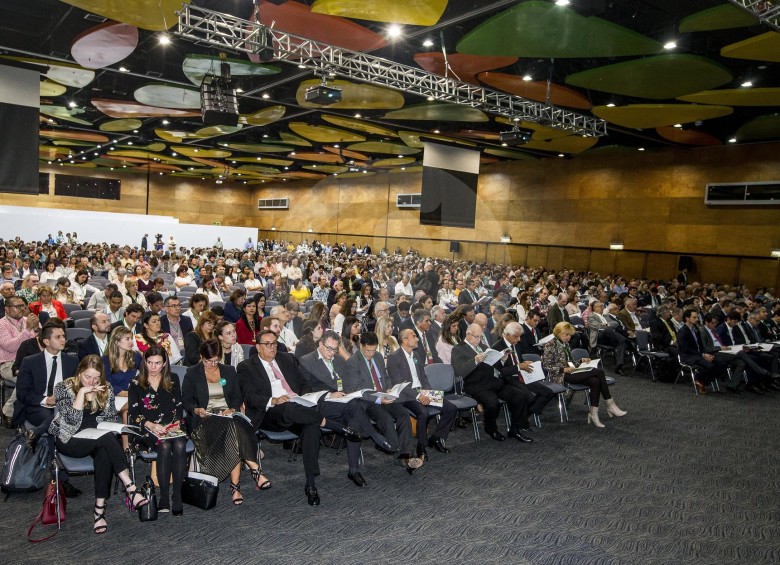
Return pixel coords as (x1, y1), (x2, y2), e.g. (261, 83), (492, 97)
(128, 346), (188, 515)
(182, 339), (271, 505)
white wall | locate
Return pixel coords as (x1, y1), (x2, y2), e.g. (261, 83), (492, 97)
(0, 205), (257, 249)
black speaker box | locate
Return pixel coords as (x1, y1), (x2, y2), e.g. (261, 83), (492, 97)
(678, 255), (693, 270)
(450, 241), (460, 253)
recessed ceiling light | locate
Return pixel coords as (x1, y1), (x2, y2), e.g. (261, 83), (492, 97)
(158, 33), (171, 45)
(423, 39), (434, 47)
(606, 103), (616, 107)
(673, 123), (682, 128)
(741, 81), (753, 87)
(663, 41), (677, 50)
(501, 143), (508, 147)
(522, 74), (533, 82)
(558, 153), (565, 158)
(118, 66), (129, 73)
(193, 148), (198, 152)
(68, 101), (77, 108)
(387, 24), (402, 39)
(354, 113), (362, 118)
(236, 87), (244, 93)
(433, 129), (440, 134)
(757, 65), (767, 70)
(262, 93), (270, 99)
(397, 155), (403, 158)
(555, 0), (570, 5)
(729, 137), (737, 143)
(127, 141), (133, 145)
(171, 152), (177, 156)
(162, 119), (169, 125)
(133, 129), (138, 133)
(638, 147), (645, 151)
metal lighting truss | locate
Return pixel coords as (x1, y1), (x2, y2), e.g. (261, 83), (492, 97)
(176, 3), (608, 137)
(727, 0), (780, 31)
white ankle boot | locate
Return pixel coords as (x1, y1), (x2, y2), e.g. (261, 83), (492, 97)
(605, 398), (627, 418)
(587, 406), (605, 428)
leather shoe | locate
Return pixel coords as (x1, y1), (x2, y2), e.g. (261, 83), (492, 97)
(428, 437), (450, 454)
(487, 430), (505, 441)
(726, 386), (744, 395)
(520, 427), (534, 433)
(304, 485), (320, 506)
(376, 440), (399, 454)
(61, 481), (82, 498)
(347, 471), (367, 487)
(416, 444), (429, 462)
(694, 380), (708, 394)
(341, 427), (362, 442)
(404, 457), (424, 474)
(23, 429), (39, 452)
(508, 431), (533, 443)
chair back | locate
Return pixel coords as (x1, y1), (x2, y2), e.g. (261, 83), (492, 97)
(571, 348), (589, 362)
(522, 353), (541, 362)
(70, 309), (96, 322)
(62, 303), (82, 317)
(65, 328), (92, 342)
(74, 318), (92, 329)
(241, 344), (254, 359)
(570, 315), (584, 326)
(170, 365), (188, 390)
(424, 363), (455, 393)
(635, 329), (651, 352)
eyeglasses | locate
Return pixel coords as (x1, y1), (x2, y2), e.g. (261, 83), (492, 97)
(258, 341), (278, 348)
(166, 304), (181, 308)
(203, 358), (219, 365)
(322, 345), (339, 353)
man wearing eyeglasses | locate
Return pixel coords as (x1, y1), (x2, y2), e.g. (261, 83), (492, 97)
(0, 297), (40, 419)
(300, 330), (396, 488)
(239, 329), (354, 507)
(452, 323), (534, 443)
(161, 296), (193, 355)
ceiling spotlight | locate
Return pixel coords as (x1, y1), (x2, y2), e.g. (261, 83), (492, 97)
(171, 151), (177, 156)
(68, 101), (77, 108)
(741, 81), (753, 87)
(118, 66), (129, 73)
(638, 147), (645, 151)
(426, 96), (435, 101)
(423, 39), (434, 47)
(133, 129), (139, 133)
(354, 113), (362, 118)
(433, 129), (440, 134)
(673, 123), (682, 128)
(558, 153), (565, 158)
(663, 41), (677, 50)
(162, 120), (169, 125)
(522, 74), (533, 82)
(729, 137), (737, 143)
(262, 93), (270, 99)
(606, 103), (616, 107)
(158, 33), (171, 45)
(555, 0), (570, 5)
(387, 24), (403, 39)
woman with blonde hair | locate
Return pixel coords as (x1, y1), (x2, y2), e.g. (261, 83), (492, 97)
(375, 315), (399, 360)
(49, 355), (148, 534)
(102, 327), (142, 449)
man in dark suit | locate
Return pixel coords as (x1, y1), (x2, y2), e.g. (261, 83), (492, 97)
(343, 332), (423, 473)
(300, 330), (394, 487)
(546, 293), (570, 330)
(452, 323), (533, 443)
(110, 303), (144, 334)
(429, 305), (445, 343)
(493, 322), (554, 430)
(649, 305), (679, 357)
(458, 279), (479, 306)
(237, 329), (334, 506)
(14, 323), (78, 441)
(677, 309), (724, 393)
(386, 329), (458, 458)
(517, 310), (543, 355)
(410, 309), (441, 365)
(393, 301), (413, 334)
(77, 312), (111, 360)
(699, 313), (756, 394)
(160, 295), (193, 355)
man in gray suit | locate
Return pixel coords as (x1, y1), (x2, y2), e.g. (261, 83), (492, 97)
(343, 332), (423, 474)
(300, 331), (395, 487)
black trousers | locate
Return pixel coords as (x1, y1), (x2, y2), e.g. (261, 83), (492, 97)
(25, 405), (55, 436)
(262, 402), (321, 485)
(564, 368), (612, 407)
(153, 437), (187, 510)
(597, 329), (630, 366)
(464, 379), (530, 435)
(503, 378), (556, 424)
(319, 399), (374, 472)
(402, 398), (457, 446)
(365, 401), (415, 456)
(56, 432), (128, 499)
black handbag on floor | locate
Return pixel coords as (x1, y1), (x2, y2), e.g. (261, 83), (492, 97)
(181, 472), (218, 510)
(137, 476), (158, 522)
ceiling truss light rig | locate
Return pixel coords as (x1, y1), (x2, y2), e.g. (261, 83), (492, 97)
(726, 0), (780, 31)
(175, 3), (607, 137)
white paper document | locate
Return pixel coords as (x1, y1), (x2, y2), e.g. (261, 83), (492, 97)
(520, 361), (546, 384)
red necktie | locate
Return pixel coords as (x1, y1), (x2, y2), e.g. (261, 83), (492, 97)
(269, 362), (297, 397)
(368, 360), (382, 391)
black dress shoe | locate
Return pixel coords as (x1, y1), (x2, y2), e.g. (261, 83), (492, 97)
(61, 481), (82, 498)
(23, 429), (39, 452)
(172, 507), (184, 517)
(454, 417), (469, 429)
(487, 430), (505, 441)
(428, 437), (450, 454)
(403, 456), (424, 475)
(726, 386), (744, 395)
(341, 427), (363, 442)
(347, 471), (367, 487)
(376, 440), (399, 454)
(416, 444), (429, 462)
(304, 485), (320, 506)
(508, 431), (533, 443)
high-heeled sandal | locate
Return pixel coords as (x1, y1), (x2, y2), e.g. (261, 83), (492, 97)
(230, 482), (244, 505)
(251, 468), (272, 491)
(124, 483), (149, 512)
(93, 503), (108, 534)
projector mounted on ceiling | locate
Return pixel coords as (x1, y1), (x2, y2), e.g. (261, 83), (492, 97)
(304, 84), (342, 105)
(499, 127), (533, 145)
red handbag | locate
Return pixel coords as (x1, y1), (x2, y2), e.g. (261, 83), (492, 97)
(27, 480), (66, 543)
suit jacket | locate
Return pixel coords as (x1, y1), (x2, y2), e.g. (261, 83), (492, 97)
(546, 304), (570, 330)
(492, 337), (526, 380)
(586, 312), (610, 349)
(429, 321), (442, 344)
(160, 314), (194, 336)
(517, 322), (541, 355)
(698, 326), (724, 354)
(181, 363), (242, 432)
(77, 334), (103, 360)
(386, 347), (431, 399)
(237, 352), (311, 429)
(650, 316), (676, 350)
(458, 290), (477, 305)
(300, 350), (347, 392)
(13, 351), (79, 425)
(412, 325), (442, 364)
(716, 323), (748, 346)
(676, 324), (705, 364)
(451, 341), (496, 392)
(344, 350), (389, 394)
(617, 308), (636, 332)
(287, 316), (303, 338)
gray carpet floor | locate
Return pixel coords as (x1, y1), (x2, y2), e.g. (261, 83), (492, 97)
(1, 369), (778, 565)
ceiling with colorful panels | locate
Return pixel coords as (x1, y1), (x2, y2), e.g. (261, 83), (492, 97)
(2, 0), (779, 183)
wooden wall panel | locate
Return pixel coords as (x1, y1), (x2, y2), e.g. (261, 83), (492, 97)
(697, 256), (739, 285)
(645, 254), (679, 282)
(590, 250), (616, 275)
(739, 259), (780, 292)
(614, 251), (646, 279)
